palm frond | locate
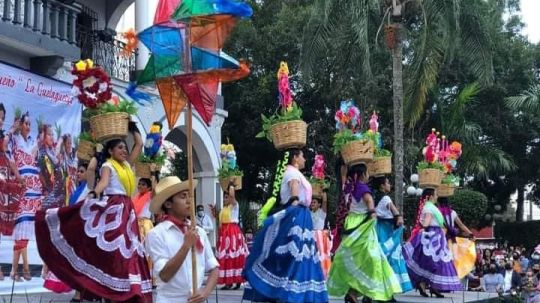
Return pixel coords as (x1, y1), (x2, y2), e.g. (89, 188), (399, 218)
(460, 144), (516, 180)
(505, 84), (540, 113)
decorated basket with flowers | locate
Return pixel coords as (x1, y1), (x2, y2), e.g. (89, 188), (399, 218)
(256, 62), (307, 150)
(417, 129), (446, 188)
(310, 154), (330, 199)
(135, 122), (165, 178)
(365, 111), (392, 176)
(437, 139), (462, 197)
(76, 131), (96, 162)
(73, 59), (136, 142)
(332, 100), (374, 165)
(218, 142), (243, 191)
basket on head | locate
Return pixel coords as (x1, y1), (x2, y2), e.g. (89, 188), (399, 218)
(418, 168), (443, 189)
(77, 139), (95, 162)
(341, 140), (374, 166)
(438, 184), (455, 197)
(90, 112), (130, 143)
(219, 175), (243, 191)
(270, 120), (307, 150)
(368, 156), (392, 176)
(312, 182), (324, 199)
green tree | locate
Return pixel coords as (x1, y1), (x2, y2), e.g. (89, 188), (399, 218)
(301, 0), (494, 210)
(448, 189), (488, 228)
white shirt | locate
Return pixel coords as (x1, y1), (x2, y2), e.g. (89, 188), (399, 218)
(280, 166), (311, 207)
(375, 196), (393, 219)
(196, 213), (214, 234)
(101, 162), (132, 196)
(504, 270), (513, 292)
(311, 209), (326, 230)
(145, 221), (219, 303)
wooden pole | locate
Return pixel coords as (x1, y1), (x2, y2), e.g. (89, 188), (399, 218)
(187, 101), (197, 294)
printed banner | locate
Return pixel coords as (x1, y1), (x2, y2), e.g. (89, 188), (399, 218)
(0, 62), (81, 275)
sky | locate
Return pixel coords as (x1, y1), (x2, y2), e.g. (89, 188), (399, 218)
(521, 0), (540, 43)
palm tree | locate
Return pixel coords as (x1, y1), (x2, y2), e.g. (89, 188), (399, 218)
(506, 84), (540, 114)
(301, 0), (494, 210)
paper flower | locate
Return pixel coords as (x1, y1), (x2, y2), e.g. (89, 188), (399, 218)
(312, 154), (326, 180)
(277, 61), (293, 110)
(335, 100), (361, 131)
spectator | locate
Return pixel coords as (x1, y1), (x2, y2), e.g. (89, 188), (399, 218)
(503, 262), (522, 294)
(482, 264), (504, 293)
(521, 253), (531, 272)
(521, 269), (538, 303)
(533, 264), (540, 281)
(195, 205), (214, 236)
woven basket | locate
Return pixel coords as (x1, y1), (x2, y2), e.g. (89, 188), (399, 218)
(90, 112), (130, 143)
(134, 162), (162, 179)
(312, 183), (324, 199)
(419, 168), (443, 188)
(219, 175), (243, 191)
(270, 120), (307, 150)
(368, 156), (392, 176)
(76, 139), (95, 162)
(341, 140), (374, 166)
(438, 184), (455, 197)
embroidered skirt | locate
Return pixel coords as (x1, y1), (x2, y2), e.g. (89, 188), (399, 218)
(313, 229), (332, 279)
(217, 222), (249, 284)
(403, 226), (462, 291)
(376, 221), (413, 292)
(44, 271), (72, 293)
(328, 213), (402, 301)
(243, 205), (328, 303)
(35, 195), (153, 303)
(448, 237), (476, 279)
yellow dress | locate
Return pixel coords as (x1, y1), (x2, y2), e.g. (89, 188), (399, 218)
(448, 237), (476, 279)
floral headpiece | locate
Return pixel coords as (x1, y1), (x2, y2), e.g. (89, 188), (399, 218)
(335, 100), (361, 132)
(72, 59), (112, 108)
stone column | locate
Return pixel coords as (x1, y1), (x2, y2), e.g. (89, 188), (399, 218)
(134, 0), (153, 70)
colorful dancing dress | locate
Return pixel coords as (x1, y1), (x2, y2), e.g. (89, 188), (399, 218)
(217, 201), (249, 285)
(311, 207), (331, 278)
(374, 194), (413, 292)
(328, 181), (401, 301)
(403, 200), (462, 291)
(243, 165), (328, 303)
(35, 159), (152, 302)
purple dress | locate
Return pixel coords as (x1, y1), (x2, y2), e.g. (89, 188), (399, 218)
(402, 201), (461, 291)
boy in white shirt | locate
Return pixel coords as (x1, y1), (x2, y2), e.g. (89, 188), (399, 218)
(145, 176), (219, 303)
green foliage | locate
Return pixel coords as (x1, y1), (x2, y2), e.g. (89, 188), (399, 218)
(309, 176), (330, 189)
(164, 151), (187, 180)
(375, 149), (392, 158)
(256, 102), (303, 141)
(238, 199), (258, 233)
(495, 220), (540, 251)
(78, 131), (95, 143)
(332, 129), (357, 154)
(441, 174), (460, 185)
(83, 100), (138, 119)
(218, 166), (244, 178)
(137, 152), (167, 165)
(416, 161), (445, 172)
(448, 189), (488, 228)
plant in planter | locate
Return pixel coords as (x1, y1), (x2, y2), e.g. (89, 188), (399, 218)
(218, 142), (243, 191)
(438, 139), (463, 197)
(255, 62), (306, 150)
(135, 122), (165, 179)
(76, 131), (97, 162)
(417, 129), (445, 188)
(310, 154), (330, 199)
(365, 111), (392, 176)
(332, 100), (374, 165)
(73, 59), (136, 143)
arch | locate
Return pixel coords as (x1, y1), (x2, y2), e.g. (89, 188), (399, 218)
(106, 0), (135, 31)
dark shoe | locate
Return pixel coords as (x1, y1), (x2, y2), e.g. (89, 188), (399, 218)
(418, 286), (428, 298)
(361, 296), (372, 303)
(220, 284), (232, 290)
(232, 283), (241, 290)
(344, 293), (358, 303)
(430, 289), (444, 298)
(386, 296), (397, 302)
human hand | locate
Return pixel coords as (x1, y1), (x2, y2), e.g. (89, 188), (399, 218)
(188, 290), (208, 303)
(183, 227), (199, 249)
(370, 211), (377, 219)
(396, 216), (404, 226)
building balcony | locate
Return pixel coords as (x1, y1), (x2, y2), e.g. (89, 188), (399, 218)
(0, 0), (81, 60)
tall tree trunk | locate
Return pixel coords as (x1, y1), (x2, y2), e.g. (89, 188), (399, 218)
(392, 23), (404, 211)
(516, 186), (524, 222)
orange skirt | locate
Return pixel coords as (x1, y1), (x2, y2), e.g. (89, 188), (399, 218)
(313, 229), (332, 278)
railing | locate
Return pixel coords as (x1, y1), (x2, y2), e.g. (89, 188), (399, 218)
(0, 0), (81, 44)
(77, 28), (137, 82)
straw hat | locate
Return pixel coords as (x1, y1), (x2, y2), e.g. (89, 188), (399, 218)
(150, 176), (198, 214)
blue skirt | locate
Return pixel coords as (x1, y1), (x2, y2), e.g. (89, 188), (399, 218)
(243, 205), (328, 303)
(376, 220), (413, 292)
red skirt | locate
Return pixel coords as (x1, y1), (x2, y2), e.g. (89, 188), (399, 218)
(217, 222), (249, 284)
(35, 195), (153, 303)
(44, 271), (72, 293)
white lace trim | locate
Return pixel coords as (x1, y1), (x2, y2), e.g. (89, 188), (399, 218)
(80, 197), (145, 258)
(419, 230), (453, 263)
(287, 225), (315, 241)
(252, 262), (327, 294)
(275, 242), (320, 262)
(219, 268), (243, 278)
(217, 234), (249, 259)
(45, 208), (153, 293)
